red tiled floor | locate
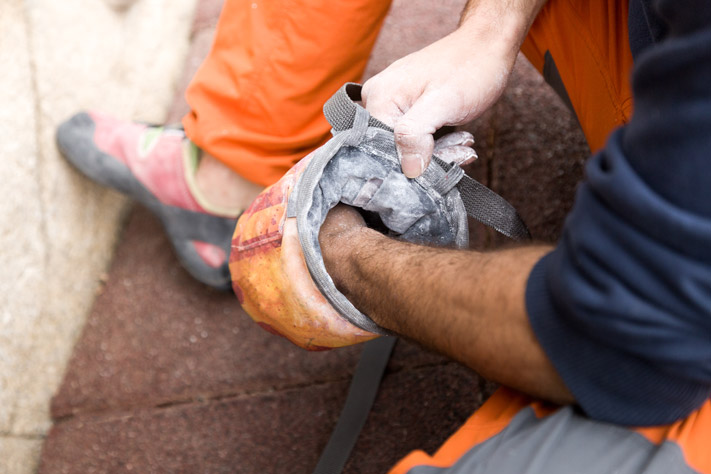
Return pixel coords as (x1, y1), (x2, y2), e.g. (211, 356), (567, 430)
(42, 364), (488, 474)
(50, 206), (448, 420)
(473, 56), (588, 244)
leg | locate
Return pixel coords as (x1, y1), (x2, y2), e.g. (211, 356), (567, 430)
(57, 0), (393, 289)
(185, 0), (394, 191)
(520, 0), (634, 153)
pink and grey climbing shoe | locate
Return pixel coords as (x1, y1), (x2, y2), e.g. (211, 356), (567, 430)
(56, 111), (237, 290)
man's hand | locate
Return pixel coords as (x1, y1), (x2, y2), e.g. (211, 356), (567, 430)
(362, 0), (546, 178)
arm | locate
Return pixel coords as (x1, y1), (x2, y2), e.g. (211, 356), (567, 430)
(523, 0), (711, 425)
(353, 0), (711, 425)
(362, 0), (547, 177)
(319, 206), (573, 404)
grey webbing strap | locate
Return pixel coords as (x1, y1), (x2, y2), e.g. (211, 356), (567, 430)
(312, 336), (397, 474)
(324, 83), (531, 241)
(324, 83), (391, 133)
(433, 156), (531, 240)
(292, 105), (391, 336)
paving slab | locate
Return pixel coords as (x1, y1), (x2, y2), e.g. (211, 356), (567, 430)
(42, 364), (488, 474)
(43, 382), (349, 474)
(50, 206), (448, 419)
(343, 367), (498, 473)
(0, 0), (44, 434)
(0, 0), (198, 440)
(452, 55), (590, 248)
(0, 437), (43, 474)
(484, 58), (589, 243)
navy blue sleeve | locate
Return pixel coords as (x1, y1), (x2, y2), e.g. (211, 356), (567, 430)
(525, 0), (711, 426)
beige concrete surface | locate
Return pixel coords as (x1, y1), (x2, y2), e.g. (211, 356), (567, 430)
(0, 0), (196, 469)
(0, 438), (42, 474)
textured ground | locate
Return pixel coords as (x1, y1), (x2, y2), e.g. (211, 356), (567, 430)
(0, 0), (196, 472)
(38, 0), (589, 472)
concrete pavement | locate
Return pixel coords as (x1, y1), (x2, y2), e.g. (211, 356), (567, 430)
(1, 0), (196, 471)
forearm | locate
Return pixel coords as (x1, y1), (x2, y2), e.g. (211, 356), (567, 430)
(323, 225), (573, 404)
(458, 0), (547, 50)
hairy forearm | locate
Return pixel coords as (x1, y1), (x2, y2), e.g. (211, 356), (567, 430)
(461, 0), (547, 27)
(459, 0), (547, 52)
(323, 225), (573, 404)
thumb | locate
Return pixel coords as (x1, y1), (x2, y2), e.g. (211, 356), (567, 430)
(393, 96), (449, 178)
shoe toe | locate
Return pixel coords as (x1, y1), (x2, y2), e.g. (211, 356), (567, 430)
(56, 111), (138, 194)
(56, 111), (96, 163)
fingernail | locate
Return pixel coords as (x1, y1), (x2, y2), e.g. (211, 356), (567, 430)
(397, 147), (418, 178)
(459, 149), (479, 166)
(402, 156), (424, 178)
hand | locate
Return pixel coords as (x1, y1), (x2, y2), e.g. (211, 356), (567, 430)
(434, 131), (478, 166)
(362, 1), (544, 178)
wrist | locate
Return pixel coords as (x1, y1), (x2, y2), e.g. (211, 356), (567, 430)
(458, 0), (546, 60)
(321, 225), (379, 291)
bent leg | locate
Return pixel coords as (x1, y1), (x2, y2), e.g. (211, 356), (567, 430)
(520, 0), (634, 153)
(184, 0), (393, 187)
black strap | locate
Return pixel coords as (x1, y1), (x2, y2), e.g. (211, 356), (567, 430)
(312, 336), (397, 474)
(324, 83), (531, 241)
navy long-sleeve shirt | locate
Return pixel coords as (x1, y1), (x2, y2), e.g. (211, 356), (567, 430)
(525, 0), (711, 426)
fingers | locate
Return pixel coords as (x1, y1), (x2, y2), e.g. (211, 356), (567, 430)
(363, 69), (475, 178)
(393, 95), (455, 178)
(394, 124), (435, 178)
(434, 131), (477, 165)
(434, 131), (475, 151)
(435, 145), (478, 165)
(364, 86), (477, 176)
(361, 80), (404, 129)
(364, 80), (438, 178)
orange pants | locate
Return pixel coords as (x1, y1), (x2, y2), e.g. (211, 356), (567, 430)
(184, 0), (633, 187)
(521, 0), (634, 152)
(389, 388), (711, 474)
(183, 0), (392, 187)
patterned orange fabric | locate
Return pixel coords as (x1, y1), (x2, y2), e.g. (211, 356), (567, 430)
(389, 388), (535, 474)
(391, 388), (711, 474)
